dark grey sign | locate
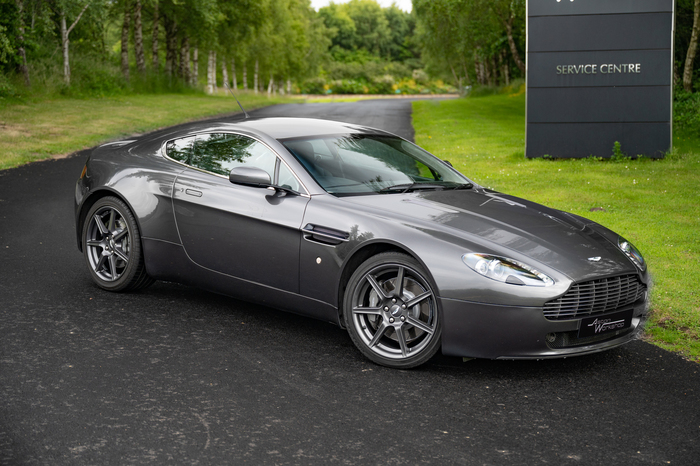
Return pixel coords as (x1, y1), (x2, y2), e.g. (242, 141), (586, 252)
(526, 0), (674, 159)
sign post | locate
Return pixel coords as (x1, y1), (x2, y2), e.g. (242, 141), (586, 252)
(526, 0), (675, 159)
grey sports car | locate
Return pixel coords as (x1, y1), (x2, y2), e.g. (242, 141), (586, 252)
(74, 117), (649, 368)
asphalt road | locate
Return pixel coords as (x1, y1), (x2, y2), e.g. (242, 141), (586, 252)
(1, 99), (699, 465)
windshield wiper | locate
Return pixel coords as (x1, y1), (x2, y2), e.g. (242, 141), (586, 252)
(379, 183), (447, 194)
(450, 182), (474, 190)
(379, 182), (474, 194)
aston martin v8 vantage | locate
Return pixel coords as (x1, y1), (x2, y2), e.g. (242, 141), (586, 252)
(75, 117), (649, 368)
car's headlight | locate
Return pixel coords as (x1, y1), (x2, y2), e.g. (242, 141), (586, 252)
(618, 237), (646, 271)
(462, 253), (555, 287)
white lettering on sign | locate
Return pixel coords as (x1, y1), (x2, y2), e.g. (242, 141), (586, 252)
(556, 64), (641, 75)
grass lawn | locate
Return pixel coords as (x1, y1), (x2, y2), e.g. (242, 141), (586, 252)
(413, 93), (700, 362)
(0, 92), (299, 170)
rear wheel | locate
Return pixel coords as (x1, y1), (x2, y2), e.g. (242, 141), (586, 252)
(343, 252), (441, 368)
(82, 197), (154, 292)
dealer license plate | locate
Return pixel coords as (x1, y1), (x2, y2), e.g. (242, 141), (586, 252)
(578, 309), (634, 338)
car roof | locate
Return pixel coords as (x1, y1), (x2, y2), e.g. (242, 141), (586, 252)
(227, 117), (394, 140)
(131, 117), (392, 143)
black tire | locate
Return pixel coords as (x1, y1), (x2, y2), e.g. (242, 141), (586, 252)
(343, 252), (442, 368)
(82, 196), (154, 292)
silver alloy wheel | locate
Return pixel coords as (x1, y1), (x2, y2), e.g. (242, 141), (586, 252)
(85, 205), (131, 282)
(350, 261), (438, 361)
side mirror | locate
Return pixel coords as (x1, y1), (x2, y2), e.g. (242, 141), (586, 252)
(229, 167), (272, 187)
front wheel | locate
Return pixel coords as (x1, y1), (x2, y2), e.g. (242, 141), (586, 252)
(343, 252), (442, 368)
(82, 196), (154, 292)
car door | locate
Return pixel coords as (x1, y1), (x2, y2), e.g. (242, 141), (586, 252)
(169, 132), (310, 293)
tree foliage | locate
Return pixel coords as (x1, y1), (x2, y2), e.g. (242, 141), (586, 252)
(414, 0), (524, 88)
(0, 0), (696, 97)
(319, 0), (416, 63)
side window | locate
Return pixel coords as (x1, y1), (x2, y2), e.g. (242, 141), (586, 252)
(190, 133), (276, 179)
(166, 136), (197, 164)
(278, 162), (300, 192)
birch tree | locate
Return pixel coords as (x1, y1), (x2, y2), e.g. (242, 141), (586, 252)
(120, 0), (130, 80)
(15, 0), (30, 86)
(59, 1), (91, 85)
(163, 13), (176, 77)
(191, 46), (198, 86)
(243, 61), (247, 89)
(491, 0), (525, 74)
(133, 0), (145, 74)
(151, 0), (159, 71)
(414, 0), (523, 86)
(684, 0), (700, 91)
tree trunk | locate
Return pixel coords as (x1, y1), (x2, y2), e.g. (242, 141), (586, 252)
(449, 63), (460, 88)
(133, 0), (145, 74)
(484, 56), (493, 86)
(475, 50), (485, 85)
(504, 14), (525, 75)
(60, 3), (90, 86)
(674, 63), (680, 86)
(164, 15), (177, 77)
(176, 40), (182, 78)
(182, 37), (190, 83)
(267, 72), (273, 95)
(15, 0), (30, 87)
(491, 55), (498, 86)
(192, 46), (198, 86)
(243, 62), (248, 90)
(501, 48), (509, 85)
(461, 59), (472, 85)
(496, 51), (503, 86)
(254, 59), (259, 94)
(212, 51), (217, 93)
(287, 79), (291, 94)
(206, 50), (214, 93)
(232, 58), (237, 89)
(61, 11), (70, 85)
(206, 51), (212, 93)
(222, 58), (228, 89)
(179, 36), (189, 80)
(684, 0), (700, 92)
(121, 0), (131, 81)
(151, 0), (159, 72)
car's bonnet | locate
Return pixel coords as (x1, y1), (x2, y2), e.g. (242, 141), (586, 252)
(341, 189), (639, 282)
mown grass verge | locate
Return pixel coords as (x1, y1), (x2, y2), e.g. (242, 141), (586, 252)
(0, 92), (299, 170)
(413, 93), (700, 362)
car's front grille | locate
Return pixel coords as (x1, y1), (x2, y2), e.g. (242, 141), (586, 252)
(543, 274), (646, 320)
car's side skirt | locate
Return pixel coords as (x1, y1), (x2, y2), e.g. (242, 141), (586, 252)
(142, 238), (341, 326)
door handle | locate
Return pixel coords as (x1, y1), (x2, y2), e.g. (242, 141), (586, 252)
(185, 189), (202, 197)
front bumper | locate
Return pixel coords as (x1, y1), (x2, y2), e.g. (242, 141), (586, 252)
(439, 296), (648, 359)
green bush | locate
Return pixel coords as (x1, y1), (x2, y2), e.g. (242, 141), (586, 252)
(329, 79), (368, 94)
(0, 72), (18, 99)
(4, 47), (206, 101)
(299, 77), (327, 94)
(468, 80), (525, 98)
(60, 55), (128, 97)
(674, 88), (700, 137)
(371, 74), (395, 94)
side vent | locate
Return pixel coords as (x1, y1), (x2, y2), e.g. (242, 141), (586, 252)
(302, 224), (350, 246)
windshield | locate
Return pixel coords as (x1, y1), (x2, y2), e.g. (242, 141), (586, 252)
(281, 134), (470, 196)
